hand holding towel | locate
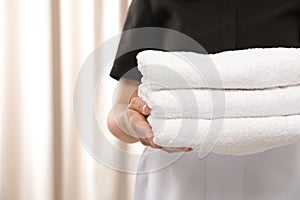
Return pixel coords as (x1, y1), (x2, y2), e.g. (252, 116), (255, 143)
(137, 48), (300, 156)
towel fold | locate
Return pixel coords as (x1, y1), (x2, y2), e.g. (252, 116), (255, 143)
(148, 115), (300, 155)
(137, 48), (300, 90)
(136, 48), (300, 155)
(138, 85), (300, 119)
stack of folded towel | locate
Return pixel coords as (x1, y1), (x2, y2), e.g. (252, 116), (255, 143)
(137, 48), (300, 155)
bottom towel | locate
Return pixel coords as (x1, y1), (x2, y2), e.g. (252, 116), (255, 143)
(148, 115), (300, 155)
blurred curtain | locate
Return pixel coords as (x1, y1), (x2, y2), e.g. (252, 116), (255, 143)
(0, 0), (138, 200)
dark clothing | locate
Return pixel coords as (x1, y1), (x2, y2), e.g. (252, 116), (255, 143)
(110, 0), (300, 80)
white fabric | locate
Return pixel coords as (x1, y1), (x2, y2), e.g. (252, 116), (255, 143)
(148, 115), (300, 155)
(137, 48), (300, 90)
(137, 48), (300, 156)
(138, 85), (300, 119)
(134, 144), (300, 200)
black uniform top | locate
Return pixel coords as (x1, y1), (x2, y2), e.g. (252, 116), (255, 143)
(110, 0), (300, 81)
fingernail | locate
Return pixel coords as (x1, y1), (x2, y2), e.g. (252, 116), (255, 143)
(143, 105), (150, 115)
(142, 105), (147, 114)
(186, 148), (193, 151)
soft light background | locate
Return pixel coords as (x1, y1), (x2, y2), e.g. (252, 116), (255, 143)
(0, 0), (145, 199)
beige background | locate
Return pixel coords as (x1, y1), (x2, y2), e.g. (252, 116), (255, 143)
(0, 0), (145, 199)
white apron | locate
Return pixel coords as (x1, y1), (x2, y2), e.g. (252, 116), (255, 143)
(134, 144), (300, 200)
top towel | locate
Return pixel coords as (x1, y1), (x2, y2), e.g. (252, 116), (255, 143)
(137, 48), (300, 90)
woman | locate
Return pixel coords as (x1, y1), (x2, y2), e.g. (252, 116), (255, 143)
(108, 0), (300, 199)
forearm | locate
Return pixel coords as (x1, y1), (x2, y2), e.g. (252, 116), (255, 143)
(107, 103), (139, 143)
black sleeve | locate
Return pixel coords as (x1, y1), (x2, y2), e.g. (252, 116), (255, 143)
(109, 0), (154, 81)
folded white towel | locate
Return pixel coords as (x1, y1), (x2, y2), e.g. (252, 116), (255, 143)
(137, 48), (300, 155)
(137, 48), (300, 90)
(148, 115), (300, 155)
(138, 85), (300, 119)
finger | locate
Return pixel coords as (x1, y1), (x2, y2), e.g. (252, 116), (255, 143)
(127, 109), (153, 138)
(161, 148), (180, 153)
(128, 97), (150, 115)
(161, 147), (193, 153)
(138, 138), (151, 146)
(162, 149), (186, 153)
(148, 136), (162, 148)
(138, 136), (163, 149)
(139, 138), (159, 149)
(147, 136), (190, 151)
(128, 109), (149, 126)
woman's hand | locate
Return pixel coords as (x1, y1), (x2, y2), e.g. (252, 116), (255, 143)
(127, 93), (193, 153)
(107, 78), (192, 153)
(108, 86), (193, 153)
